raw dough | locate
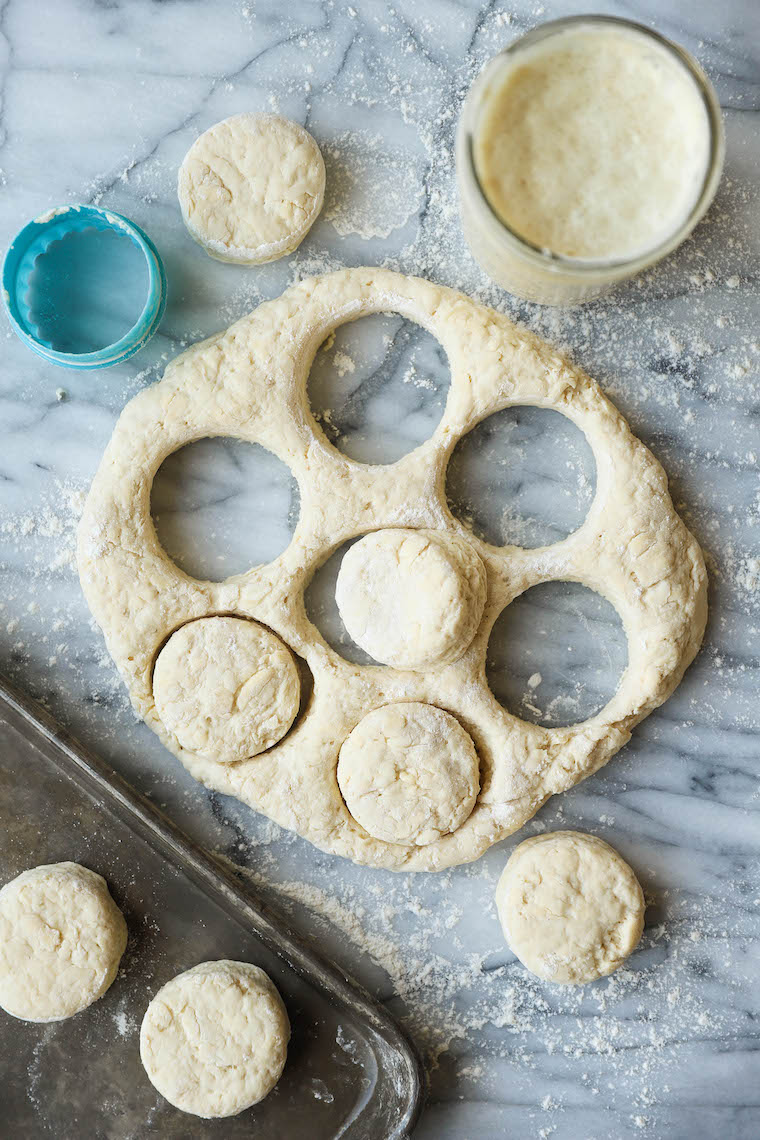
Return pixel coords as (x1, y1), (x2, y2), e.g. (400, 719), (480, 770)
(178, 112), (325, 264)
(0, 862), (127, 1022)
(336, 528), (486, 668)
(77, 267), (707, 871)
(153, 616), (300, 763)
(140, 960), (289, 1118)
(496, 830), (645, 984)
(338, 702), (479, 845)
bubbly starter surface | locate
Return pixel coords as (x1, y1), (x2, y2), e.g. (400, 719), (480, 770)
(473, 24), (711, 262)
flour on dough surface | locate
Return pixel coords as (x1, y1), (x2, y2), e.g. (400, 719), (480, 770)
(0, 862), (127, 1022)
(152, 615), (300, 763)
(77, 267), (707, 872)
(338, 702), (480, 845)
(496, 830), (645, 984)
(336, 528), (486, 669)
(140, 960), (289, 1118)
(178, 112), (325, 265)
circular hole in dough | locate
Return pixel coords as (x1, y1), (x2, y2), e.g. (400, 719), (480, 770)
(178, 112), (325, 265)
(496, 831), (645, 985)
(335, 529), (486, 670)
(140, 960), (289, 1118)
(153, 616), (301, 763)
(151, 437), (299, 582)
(0, 862), (127, 1022)
(337, 702), (480, 846)
(304, 538), (380, 666)
(307, 312), (451, 465)
(487, 581), (627, 727)
(447, 406), (596, 548)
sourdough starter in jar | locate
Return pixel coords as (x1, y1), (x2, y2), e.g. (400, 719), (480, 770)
(457, 18), (723, 304)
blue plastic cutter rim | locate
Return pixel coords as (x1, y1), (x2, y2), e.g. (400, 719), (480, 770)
(2, 203), (167, 370)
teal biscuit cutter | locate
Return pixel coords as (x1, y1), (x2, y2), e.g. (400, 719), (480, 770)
(2, 203), (167, 370)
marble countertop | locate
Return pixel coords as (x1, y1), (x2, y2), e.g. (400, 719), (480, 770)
(1, 0), (759, 1137)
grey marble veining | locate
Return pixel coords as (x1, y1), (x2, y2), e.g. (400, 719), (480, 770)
(1, 1), (759, 1137)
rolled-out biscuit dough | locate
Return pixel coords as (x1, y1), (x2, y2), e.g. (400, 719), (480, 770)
(77, 267), (707, 871)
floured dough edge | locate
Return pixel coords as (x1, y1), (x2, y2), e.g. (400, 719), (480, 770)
(76, 267), (707, 872)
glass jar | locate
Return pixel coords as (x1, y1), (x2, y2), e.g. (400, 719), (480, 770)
(456, 15), (725, 306)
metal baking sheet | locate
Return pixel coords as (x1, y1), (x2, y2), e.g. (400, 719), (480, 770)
(0, 675), (425, 1137)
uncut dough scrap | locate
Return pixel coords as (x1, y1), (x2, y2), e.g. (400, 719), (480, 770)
(496, 830), (645, 984)
(140, 960), (289, 1118)
(338, 702), (480, 845)
(0, 862), (127, 1022)
(178, 112), (325, 264)
(336, 528), (487, 668)
(77, 267), (707, 872)
(152, 616), (301, 763)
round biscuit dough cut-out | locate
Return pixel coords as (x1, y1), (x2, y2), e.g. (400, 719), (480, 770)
(495, 830), (645, 985)
(335, 529), (487, 670)
(140, 960), (290, 1119)
(337, 702), (480, 846)
(0, 862), (127, 1022)
(153, 616), (301, 764)
(178, 112), (326, 264)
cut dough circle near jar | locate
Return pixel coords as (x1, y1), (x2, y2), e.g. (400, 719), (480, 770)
(152, 616), (301, 764)
(0, 862), (127, 1022)
(178, 112), (325, 265)
(140, 960), (290, 1118)
(335, 529), (487, 669)
(338, 702), (480, 846)
(495, 830), (645, 985)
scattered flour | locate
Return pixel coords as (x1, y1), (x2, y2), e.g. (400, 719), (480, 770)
(1, 4), (758, 1136)
(322, 129), (423, 240)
